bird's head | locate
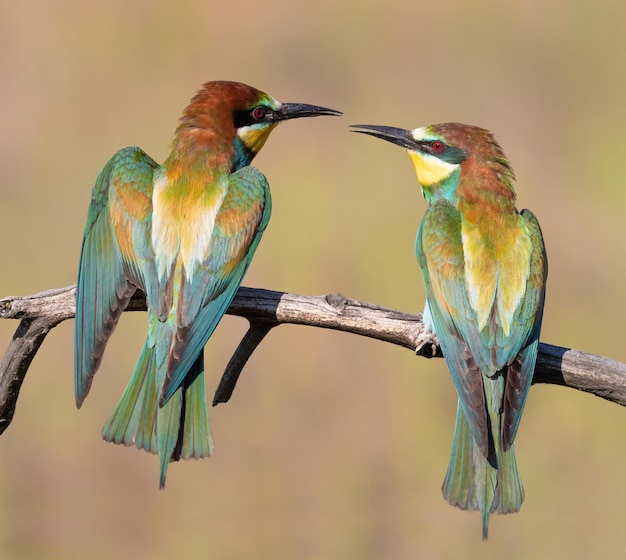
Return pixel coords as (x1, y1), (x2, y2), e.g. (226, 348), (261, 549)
(351, 122), (515, 203)
(175, 81), (341, 169)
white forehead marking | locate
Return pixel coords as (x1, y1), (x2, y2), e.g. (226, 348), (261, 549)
(411, 126), (436, 142)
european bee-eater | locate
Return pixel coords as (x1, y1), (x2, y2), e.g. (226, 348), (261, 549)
(351, 122), (547, 538)
(75, 80), (340, 488)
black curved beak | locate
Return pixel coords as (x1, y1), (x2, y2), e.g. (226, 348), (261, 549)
(277, 103), (342, 121)
(350, 124), (418, 150)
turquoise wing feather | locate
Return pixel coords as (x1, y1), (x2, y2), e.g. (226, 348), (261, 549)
(74, 146), (161, 407)
(160, 165), (272, 404)
(417, 200), (490, 454)
(501, 209), (547, 447)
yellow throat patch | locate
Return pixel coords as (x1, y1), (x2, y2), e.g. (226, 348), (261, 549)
(408, 150), (457, 188)
(237, 123), (277, 155)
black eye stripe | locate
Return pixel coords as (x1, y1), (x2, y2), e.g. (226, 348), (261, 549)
(417, 140), (467, 164)
(233, 105), (273, 128)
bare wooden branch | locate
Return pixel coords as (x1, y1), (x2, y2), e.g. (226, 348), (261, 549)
(213, 322), (274, 405)
(1, 285), (625, 435)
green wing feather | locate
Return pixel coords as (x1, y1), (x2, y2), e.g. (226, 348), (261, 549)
(501, 208), (547, 447)
(417, 201), (490, 455)
(74, 146), (160, 407)
(160, 165), (272, 404)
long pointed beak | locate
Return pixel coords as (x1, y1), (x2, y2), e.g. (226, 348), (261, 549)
(277, 103), (342, 121)
(350, 124), (417, 150)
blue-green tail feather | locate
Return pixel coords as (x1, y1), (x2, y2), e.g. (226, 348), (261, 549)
(179, 352), (213, 461)
(102, 344), (158, 451)
(102, 341), (212, 489)
(442, 401), (524, 540)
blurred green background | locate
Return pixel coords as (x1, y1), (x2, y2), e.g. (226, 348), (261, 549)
(2, 0), (626, 558)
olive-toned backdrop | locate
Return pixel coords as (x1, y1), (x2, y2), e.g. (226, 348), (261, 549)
(2, 1), (626, 558)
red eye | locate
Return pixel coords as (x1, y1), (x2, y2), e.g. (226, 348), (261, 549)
(252, 106), (266, 120)
(431, 140), (445, 152)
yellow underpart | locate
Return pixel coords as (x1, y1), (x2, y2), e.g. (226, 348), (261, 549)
(409, 150), (457, 188)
